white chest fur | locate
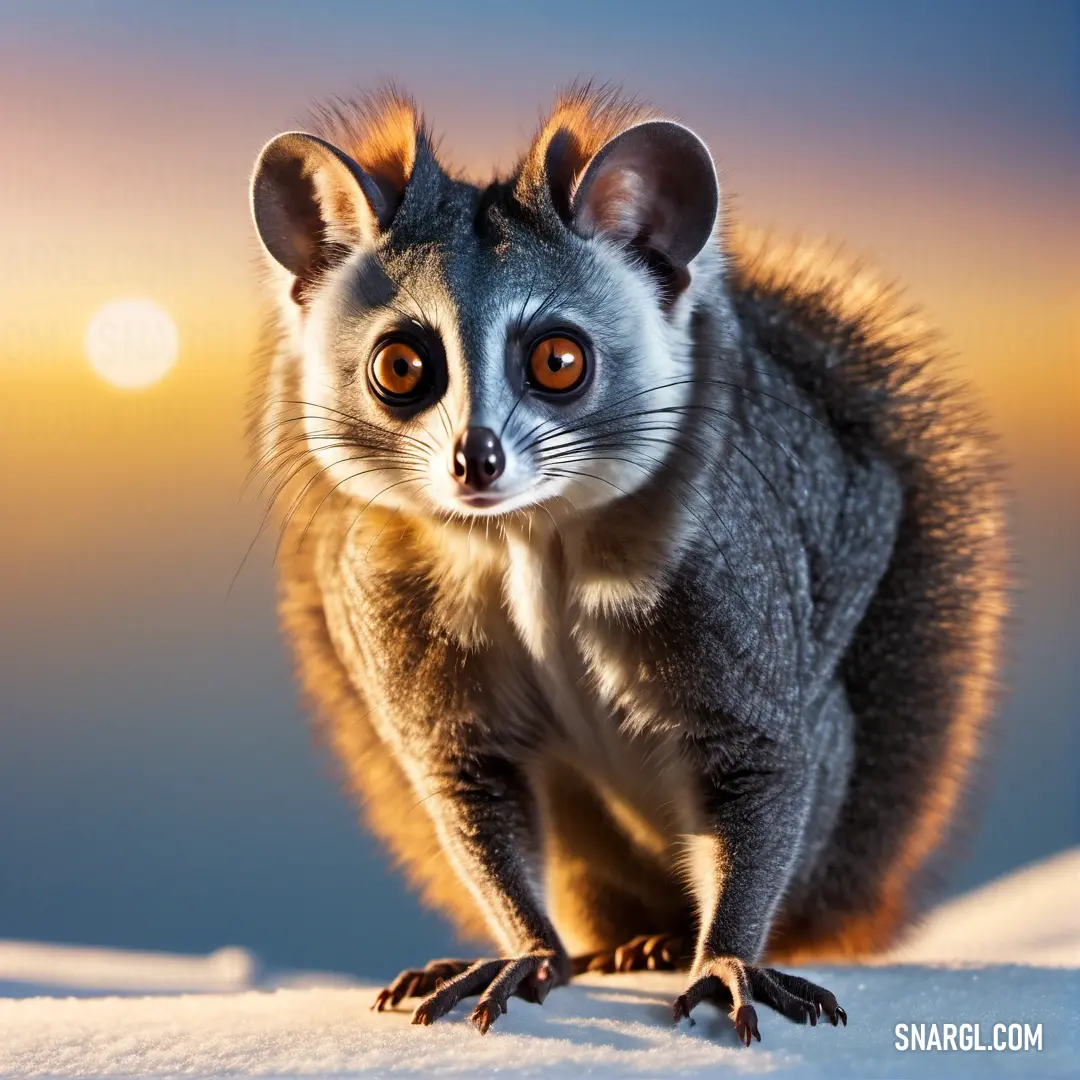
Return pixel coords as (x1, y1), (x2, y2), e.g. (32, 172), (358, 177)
(501, 528), (701, 857)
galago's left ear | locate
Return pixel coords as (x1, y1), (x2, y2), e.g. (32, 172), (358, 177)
(564, 121), (719, 273)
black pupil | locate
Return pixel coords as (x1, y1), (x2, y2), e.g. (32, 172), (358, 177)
(547, 349), (566, 372)
(393, 356), (411, 378)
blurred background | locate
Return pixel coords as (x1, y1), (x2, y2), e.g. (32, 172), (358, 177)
(1, 0), (1076, 980)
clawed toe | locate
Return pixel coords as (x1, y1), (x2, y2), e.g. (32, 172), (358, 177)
(470, 997), (505, 1034)
(672, 957), (846, 1046)
(734, 1004), (761, 1046)
(372, 952), (562, 1033)
(579, 933), (686, 975)
(371, 958), (475, 1012)
(410, 997), (440, 1026)
(759, 967), (847, 1027)
(672, 992), (695, 1027)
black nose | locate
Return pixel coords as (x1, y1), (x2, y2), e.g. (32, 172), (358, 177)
(452, 427), (505, 491)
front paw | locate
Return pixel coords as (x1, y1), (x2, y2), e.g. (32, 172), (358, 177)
(672, 956), (845, 1045)
(756, 967), (847, 1028)
(408, 950), (563, 1034)
(371, 958), (476, 1012)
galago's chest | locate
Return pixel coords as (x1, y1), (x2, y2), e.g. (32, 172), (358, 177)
(497, 534), (700, 843)
(344, 516), (701, 843)
(415, 522), (675, 731)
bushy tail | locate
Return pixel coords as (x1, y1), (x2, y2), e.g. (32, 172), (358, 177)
(729, 232), (1009, 960)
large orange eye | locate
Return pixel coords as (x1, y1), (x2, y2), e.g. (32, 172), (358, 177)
(370, 340), (427, 402)
(528, 335), (587, 393)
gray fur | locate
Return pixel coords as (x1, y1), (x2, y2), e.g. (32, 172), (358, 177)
(248, 87), (1007, 1040)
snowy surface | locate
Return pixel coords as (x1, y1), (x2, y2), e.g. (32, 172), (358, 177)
(882, 847), (1080, 967)
(0, 943), (258, 998)
(1, 850), (1077, 1078)
(3, 966), (1077, 1078)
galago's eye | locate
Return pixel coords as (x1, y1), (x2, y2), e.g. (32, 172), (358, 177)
(369, 339), (429, 404)
(527, 334), (588, 394)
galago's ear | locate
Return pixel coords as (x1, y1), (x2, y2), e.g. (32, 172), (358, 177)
(556, 120), (719, 273)
(250, 132), (401, 283)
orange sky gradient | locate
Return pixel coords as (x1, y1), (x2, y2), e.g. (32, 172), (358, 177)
(2, 4), (1076, 714)
(2, 44), (1075, 455)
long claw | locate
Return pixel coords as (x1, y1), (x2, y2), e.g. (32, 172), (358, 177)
(672, 994), (691, 1025)
(735, 1004), (761, 1046)
(471, 999), (501, 1035)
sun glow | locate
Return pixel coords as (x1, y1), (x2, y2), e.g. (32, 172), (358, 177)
(85, 299), (179, 390)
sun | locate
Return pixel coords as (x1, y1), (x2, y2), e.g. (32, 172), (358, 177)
(85, 298), (179, 390)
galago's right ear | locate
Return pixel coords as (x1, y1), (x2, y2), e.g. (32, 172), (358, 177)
(250, 132), (401, 287)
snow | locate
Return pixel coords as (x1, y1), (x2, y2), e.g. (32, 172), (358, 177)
(2, 967), (1076, 1078)
(881, 847), (1080, 967)
(1, 850), (1077, 1079)
(0, 943), (257, 997)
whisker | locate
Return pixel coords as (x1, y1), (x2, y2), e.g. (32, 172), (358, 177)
(544, 454), (747, 602)
(277, 399), (435, 453)
(290, 461), (426, 554)
(338, 475), (429, 548)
